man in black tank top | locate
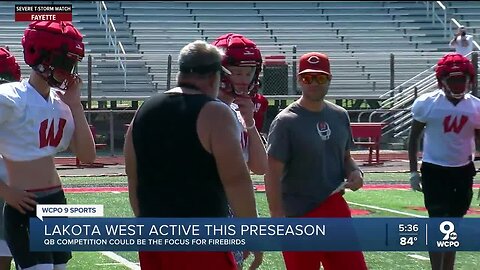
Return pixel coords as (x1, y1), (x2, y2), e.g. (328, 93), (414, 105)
(124, 40), (262, 270)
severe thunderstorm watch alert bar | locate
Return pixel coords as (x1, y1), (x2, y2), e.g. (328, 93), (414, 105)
(15, 4), (72, 21)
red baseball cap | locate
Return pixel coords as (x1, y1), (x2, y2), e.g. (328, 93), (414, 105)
(298, 52), (331, 77)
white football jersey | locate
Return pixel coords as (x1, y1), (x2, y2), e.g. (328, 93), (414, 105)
(0, 79), (75, 161)
(230, 103), (249, 162)
(412, 89), (480, 167)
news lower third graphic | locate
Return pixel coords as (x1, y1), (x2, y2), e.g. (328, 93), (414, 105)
(30, 205), (480, 252)
(15, 4), (73, 22)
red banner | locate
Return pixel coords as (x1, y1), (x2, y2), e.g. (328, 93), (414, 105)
(15, 13), (72, 22)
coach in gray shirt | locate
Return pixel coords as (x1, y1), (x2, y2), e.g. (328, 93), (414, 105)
(265, 52), (367, 270)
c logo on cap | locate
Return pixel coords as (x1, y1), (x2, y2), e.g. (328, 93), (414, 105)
(307, 56), (320, 64)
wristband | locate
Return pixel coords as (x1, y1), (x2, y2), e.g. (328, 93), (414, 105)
(352, 169), (364, 177)
(246, 120), (256, 130)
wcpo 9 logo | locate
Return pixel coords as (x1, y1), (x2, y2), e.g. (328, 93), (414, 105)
(437, 221), (459, 248)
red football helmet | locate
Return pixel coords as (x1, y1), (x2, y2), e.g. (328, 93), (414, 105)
(211, 33), (262, 96)
(0, 47), (21, 83)
(22, 21), (84, 90)
(435, 53), (475, 99)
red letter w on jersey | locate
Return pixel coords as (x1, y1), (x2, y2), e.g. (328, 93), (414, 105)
(443, 115), (468, 134)
(39, 118), (67, 148)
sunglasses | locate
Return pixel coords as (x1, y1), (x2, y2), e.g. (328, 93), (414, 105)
(300, 74), (330, 85)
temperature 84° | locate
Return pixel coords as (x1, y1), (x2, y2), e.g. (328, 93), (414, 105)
(400, 236), (418, 246)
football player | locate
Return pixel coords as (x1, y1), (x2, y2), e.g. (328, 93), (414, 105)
(212, 33), (266, 270)
(408, 53), (480, 270)
(0, 21), (95, 270)
(0, 46), (32, 270)
(212, 33), (267, 173)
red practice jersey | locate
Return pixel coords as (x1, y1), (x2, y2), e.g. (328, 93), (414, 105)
(252, 93), (268, 131)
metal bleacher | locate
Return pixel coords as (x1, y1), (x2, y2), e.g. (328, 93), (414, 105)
(119, 1), (457, 99)
(2, 1), (474, 102)
(0, 1), (155, 99)
(446, 1), (480, 38)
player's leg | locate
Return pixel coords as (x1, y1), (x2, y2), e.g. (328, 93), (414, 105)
(0, 198), (12, 270)
(5, 188), (70, 270)
(48, 190), (72, 270)
(4, 203), (53, 270)
(441, 162), (475, 270)
(421, 162), (453, 270)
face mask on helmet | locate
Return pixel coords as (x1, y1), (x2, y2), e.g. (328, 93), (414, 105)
(442, 72), (471, 99)
(38, 50), (81, 90)
(22, 21), (84, 90)
(435, 53), (475, 99)
(212, 33), (262, 97)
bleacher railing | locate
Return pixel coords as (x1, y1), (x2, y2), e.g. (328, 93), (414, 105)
(375, 49), (478, 138)
(96, 1), (128, 90)
(376, 10), (480, 138)
(425, 1), (448, 38)
(78, 51), (467, 99)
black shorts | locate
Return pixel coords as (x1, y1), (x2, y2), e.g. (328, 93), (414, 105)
(4, 189), (72, 269)
(420, 161), (475, 217)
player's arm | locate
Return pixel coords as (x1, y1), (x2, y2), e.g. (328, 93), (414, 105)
(65, 78), (96, 164)
(236, 97), (268, 174)
(0, 180), (36, 214)
(69, 104), (96, 163)
(124, 120), (139, 217)
(264, 117), (289, 217)
(246, 125), (268, 175)
(408, 119), (426, 173)
(199, 102), (257, 218)
(449, 33), (459, 47)
(475, 129), (480, 158)
(344, 150), (363, 191)
(265, 155), (285, 217)
(342, 112), (363, 191)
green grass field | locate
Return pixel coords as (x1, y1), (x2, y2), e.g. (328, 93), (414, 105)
(16, 174), (480, 270)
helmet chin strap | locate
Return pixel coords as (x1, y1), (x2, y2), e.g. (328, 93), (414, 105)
(224, 80), (257, 97)
(34, 64), (70, 90)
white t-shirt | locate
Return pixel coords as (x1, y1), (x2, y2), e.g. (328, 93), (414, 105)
(450, 34), (474, 56)
(0, 79), (75, 161)
(412, 89), (480, 167)
(230, 103), (249, 162)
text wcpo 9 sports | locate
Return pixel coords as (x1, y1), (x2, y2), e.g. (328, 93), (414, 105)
(28, 215), (480, 252)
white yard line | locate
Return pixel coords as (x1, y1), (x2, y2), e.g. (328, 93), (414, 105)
(407, 254), (430, 261)
(347, 201), (427, 218)
(348, 201), (430, 262)
(101, 251), (140, 270)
